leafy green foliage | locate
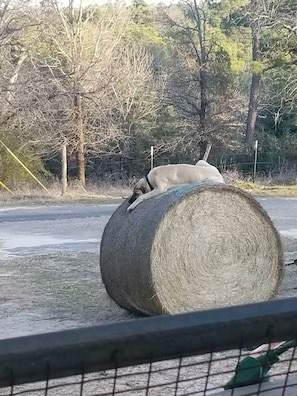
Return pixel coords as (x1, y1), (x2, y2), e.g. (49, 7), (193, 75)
(125, 23), (165, 52)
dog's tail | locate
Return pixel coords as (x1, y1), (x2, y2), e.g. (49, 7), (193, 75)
(195, 160), (211, 167)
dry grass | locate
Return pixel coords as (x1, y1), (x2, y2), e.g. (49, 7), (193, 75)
(0, 180), (131, 206)
(224, 169), (297, 197)
(1, 171), (297, 207)
(235, 183), (297, 197)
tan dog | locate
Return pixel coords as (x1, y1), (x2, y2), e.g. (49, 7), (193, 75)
(127, 160), (224, 211)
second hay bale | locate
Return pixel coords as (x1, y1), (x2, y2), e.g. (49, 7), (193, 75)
(100, 183), (284, 315)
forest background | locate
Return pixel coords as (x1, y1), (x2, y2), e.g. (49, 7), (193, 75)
(0, 0), (296, 192)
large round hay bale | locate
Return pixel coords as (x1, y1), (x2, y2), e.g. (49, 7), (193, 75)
(100, 183), (284, 315)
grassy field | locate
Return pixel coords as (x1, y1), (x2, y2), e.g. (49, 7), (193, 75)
(1, 180), (297, 207)
(0, 182), (130, 206)
(235, 182), (297, 197)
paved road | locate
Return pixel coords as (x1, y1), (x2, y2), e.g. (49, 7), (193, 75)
(0, 198), (296, 258)
(0, 204), (116, 222)
(259, 197), (297, 237)
(0, 204), (118, 258)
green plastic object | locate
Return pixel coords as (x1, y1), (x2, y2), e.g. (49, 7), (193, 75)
(224, 340), (297, 389)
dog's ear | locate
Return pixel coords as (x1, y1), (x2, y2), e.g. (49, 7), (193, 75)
(128, 193), (138, 204)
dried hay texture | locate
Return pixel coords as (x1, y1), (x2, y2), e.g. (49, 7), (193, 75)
(100, 183), (284, 315)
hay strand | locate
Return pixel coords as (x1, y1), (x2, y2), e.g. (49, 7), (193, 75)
(100, 183), (284, 315)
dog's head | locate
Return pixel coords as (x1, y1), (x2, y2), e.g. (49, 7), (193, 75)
(128, 178), (149, 204)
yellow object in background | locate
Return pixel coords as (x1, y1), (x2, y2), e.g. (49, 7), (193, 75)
(0, 181), (14, 195)
(0, 140), (48, 193)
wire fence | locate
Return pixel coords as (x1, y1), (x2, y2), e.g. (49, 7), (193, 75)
(81, 150), (297, 184)
(1, 298), (297, 395)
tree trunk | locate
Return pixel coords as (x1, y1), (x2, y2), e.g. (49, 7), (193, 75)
(61, 144), (67, 195)
(76, 145), (86, 188)
(198, 71), (208, 159)
(200, 70), (207, 132)
(74, 92), (86, 187)
(193, 0), (209, 156)
(245, 18), (261, 146)
(245, 74), (261, 145)
(194, 0), (208, 133)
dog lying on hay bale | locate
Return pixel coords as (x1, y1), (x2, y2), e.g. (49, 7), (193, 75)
(127, 160), (224, 211)
(100, 182), (284, 316)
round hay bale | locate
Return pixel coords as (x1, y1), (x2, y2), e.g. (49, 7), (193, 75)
(100, 183), (284, 316)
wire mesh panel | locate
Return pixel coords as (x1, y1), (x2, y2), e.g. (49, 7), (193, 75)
(1, 298), (297, 396)
(1, 348), (297, 396)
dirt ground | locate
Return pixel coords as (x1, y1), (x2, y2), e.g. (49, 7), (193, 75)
(0, 239), (297, 396)
(1, 238), (297, 339)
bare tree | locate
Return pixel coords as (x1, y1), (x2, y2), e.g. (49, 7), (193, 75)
(0, 0), (40, 129)
(35, 0), (132, 186)
(108, 44), (166, 145)
(15, 0), (162, 186)
(160, 1), (247, 159)
(161, 1), (210, 157)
